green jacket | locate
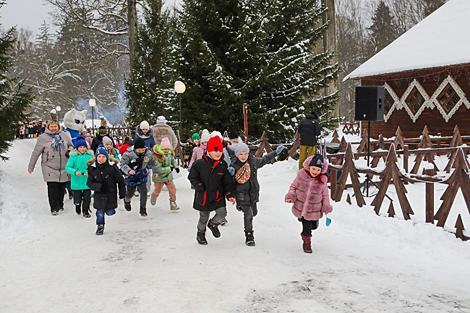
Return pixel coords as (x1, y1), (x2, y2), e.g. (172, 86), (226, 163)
(152, 147), (178, 183)
(66, 150), (95, 190)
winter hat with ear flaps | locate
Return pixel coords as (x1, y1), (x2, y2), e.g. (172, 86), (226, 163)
(207, 136), (223, 152)
(309, 154), (324, 169)
(134, 138), (146, 149)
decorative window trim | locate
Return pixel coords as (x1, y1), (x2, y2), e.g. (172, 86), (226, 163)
(382, 76), (469, 123)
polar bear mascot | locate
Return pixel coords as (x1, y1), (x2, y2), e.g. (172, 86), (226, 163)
(63, 109), (87, 148)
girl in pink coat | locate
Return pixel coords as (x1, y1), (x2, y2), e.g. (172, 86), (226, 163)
(285, 154), (333, 253)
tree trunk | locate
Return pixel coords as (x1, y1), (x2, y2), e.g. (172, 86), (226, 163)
(128, 0), (137, 60)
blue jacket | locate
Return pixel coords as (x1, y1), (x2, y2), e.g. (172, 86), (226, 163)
(133, 125), (155, 149)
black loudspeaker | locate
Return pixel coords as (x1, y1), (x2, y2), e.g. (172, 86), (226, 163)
(355, 86), (385, 121)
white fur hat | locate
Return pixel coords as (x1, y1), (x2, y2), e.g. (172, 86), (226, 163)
(157, 116), (167, 123)
(200, 129), (210, 143)
(140, 120), (150, 130)
(210, 131), (223, 140)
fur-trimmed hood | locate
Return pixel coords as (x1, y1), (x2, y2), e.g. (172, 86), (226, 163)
(136, 124), (154, 139)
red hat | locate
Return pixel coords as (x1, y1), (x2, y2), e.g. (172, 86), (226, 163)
(207, 136), (223, 152)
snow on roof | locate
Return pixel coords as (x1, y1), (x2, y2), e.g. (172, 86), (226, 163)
(344, 0), (470, 81)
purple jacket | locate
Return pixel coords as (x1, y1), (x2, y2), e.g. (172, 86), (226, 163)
(189, 143), (206, 168)
(285, 155), (333, 221)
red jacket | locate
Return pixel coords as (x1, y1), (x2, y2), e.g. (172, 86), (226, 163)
(118, 143), (132, 156)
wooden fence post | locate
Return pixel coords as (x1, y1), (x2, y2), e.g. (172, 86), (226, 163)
(424, 168), (434, 224)
(329, 168), (337, 199)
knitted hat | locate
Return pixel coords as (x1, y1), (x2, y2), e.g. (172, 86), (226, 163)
(134, 137), (146, 149)
(192, 133), (200, 141)
(76, 136), (87, 149)
(200, 129), (210, 143)
(228, 128), (239, 139)
(235, 143), (250, 157)
(102, 136), (112, 147)
(96, 145), (108, 159)
(160, 137), (171, 150)
(207, 136), (223, 152)
(157, 116), (167, 123)
(309, 154), (324, 169)
(140, 120), (150, 130)
(210, 131), (223, 140)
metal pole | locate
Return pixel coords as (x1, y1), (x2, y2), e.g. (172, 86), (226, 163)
(179, 93), (182, 140)
(92, 106), (94, 137)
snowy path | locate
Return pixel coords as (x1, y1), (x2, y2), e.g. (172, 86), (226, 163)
(1, 139), (470, 312)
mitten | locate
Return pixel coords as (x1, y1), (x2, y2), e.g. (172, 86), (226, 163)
(65, 150), (70, 158)
(227, 167), (235, 176)
(175, 167), (180, 173)
(275, 145), (285, 154)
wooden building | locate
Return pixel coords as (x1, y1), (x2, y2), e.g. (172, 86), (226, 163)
(344, 0), (470, 139)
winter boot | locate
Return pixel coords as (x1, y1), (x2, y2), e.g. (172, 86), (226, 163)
(170, 201), (179, 210)
(220, 217), (228, 225)
(75, 204), (81, 215)
(197, 232), (208, 245)
(96, 225), (104, 235)
(140, 206), (147, 217)
(301, 233), (312, 253)
(82, 205), (91, 218)
(207, 219), (221, 238)
(124, 201), (132, 212)
(51, 211), (58, 216)
(150, 195), (157, 206)
(245, 231), (255, 246)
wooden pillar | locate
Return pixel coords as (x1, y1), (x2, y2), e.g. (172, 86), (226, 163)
(330, 168), (337, 199)
(424, 169), (434, 224)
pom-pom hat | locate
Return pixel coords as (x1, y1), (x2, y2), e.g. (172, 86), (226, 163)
(96, 145), (108, 159)
(160, 137), (171, 150)
(200, 129), (210, 143)
(76, 136), (87, 149)
(140, 121), (150, 130)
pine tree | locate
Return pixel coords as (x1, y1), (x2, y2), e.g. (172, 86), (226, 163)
(368, 1), (399, 53)
(175, 0), (338, 142)
(0, 28), (34, 160)
(125, 0), (176, 131)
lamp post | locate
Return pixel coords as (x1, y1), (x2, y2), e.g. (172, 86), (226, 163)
(174, 81), (186, 138)
(89, 99), (96, 136)
(55, 106), (61, 125)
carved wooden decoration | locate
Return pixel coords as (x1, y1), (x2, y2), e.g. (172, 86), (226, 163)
(411, 126), (438, 174)
(387, 201), (395, 218)
(356, 128), (369, 159)
(331, 130), (340, 144)
(346, 194), (352, 205)
(454, 214), (468, 241)
(288, 132), (300, 159)
(393, 126), (405, 150)
(255, 131), (273, 157)
(435, 148), (470, 227)
(334, 144), (366, 207)
(444, 125), (463, 172)
(371, 134), (387, 168)
(372, 144), (414, 219)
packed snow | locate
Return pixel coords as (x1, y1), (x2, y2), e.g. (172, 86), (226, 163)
(1, 138), (470, 312)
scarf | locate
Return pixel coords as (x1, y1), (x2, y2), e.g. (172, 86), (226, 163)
(47, 132), (65, 151)
(235, 163), (251, 184)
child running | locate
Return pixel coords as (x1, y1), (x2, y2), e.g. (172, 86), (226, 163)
(103, 136), (121, 163)
(87, 145), (126, 235)
(284, 154), (333, 253)
(150, 137), (180, 210)
(188, 136), (235, 245)
(65, 136), (94, 218)
(120, 138), (159, 217)
(229, 143), (285, 246)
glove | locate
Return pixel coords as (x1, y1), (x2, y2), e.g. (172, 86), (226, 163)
(100, 183), (108, 193)
(175, 167), (180, 173)
(188, 167), (191, 172)
(275, 145), (285, 155)
(65, 150), (70, 158)
(227, 167), (235, 176)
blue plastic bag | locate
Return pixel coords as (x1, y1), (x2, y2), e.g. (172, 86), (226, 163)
(326, 217), (331, 227)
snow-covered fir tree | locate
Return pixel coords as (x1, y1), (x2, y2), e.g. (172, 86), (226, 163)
(125, 0), (176, 130)
(368, 1), (398, 53)
(175, 0), (338, 142)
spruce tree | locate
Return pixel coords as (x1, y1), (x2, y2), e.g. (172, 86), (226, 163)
(125, 0), (176, 131)
(0, 28), (34, 160)
(368, 1), (399, 53)
(175, 0), (338, 142)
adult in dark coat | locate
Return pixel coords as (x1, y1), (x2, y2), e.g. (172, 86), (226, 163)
(87, 145), (126, 235)
(91, 126), (115, 154)
(188, 136), (235, 244)
(297, 111), (320, 170)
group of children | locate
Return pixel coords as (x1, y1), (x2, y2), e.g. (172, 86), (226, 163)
(64, 121), (333, 253)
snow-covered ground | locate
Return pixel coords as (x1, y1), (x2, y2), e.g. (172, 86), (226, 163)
(1, 139), (470, 312)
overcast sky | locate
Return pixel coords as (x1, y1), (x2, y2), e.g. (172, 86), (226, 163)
(1, 0), (181, 35)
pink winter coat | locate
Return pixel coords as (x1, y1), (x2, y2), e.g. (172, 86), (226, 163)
(285, 155), (333, 221)
(188, 143), (206, 168)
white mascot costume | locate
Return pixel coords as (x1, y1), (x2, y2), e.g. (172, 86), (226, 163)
(63, 109), (87, 148)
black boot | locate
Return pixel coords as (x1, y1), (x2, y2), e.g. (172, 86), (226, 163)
(245, 231), (255, 246)
(82, 205), (91, 218)
(140, 206), (147, 217)
(197, 232), (208, 245)
(96, 225), (104, 235)
(75, 204), (81, 215)
(207, 219), (221, 238)
(124, 201), (131, 211)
